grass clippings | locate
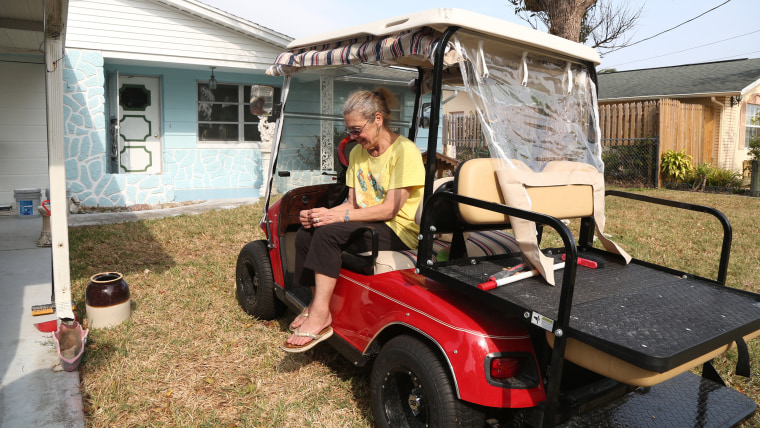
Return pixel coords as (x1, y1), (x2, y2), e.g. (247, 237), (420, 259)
(70, 190), (760, 427)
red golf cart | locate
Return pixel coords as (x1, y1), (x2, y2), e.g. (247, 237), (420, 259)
(236, 8), (760, 427)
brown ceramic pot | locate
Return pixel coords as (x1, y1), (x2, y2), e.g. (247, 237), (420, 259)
(85, 272), (131, 328)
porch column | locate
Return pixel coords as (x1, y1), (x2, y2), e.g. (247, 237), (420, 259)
(320, 76), (334, 171)
(45, 37), (75, 320)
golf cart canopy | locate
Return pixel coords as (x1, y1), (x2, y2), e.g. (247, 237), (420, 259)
(267, 8), (600, 74)
(266, 8), (605, 175)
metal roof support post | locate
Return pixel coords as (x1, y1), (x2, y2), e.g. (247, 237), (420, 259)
(319, 75), (334, 172)
(263, 75), (292, 244)
(417, 26), (459, 265)
(407, 67), (424, 142)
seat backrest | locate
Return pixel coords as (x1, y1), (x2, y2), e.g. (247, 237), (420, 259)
(414, 177), (454, 225)
(455, 158), (595, 225)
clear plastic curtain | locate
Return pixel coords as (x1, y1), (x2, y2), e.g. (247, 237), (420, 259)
(452, 30), (603, 174)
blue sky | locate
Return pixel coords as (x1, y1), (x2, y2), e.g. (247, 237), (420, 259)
(200, 0), (757, 71)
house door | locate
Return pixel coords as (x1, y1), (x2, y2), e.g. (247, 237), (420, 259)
(115, 75), (162, 174)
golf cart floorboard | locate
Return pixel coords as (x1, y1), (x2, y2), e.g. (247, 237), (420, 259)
(558, 372), (756, 427)
(423, 249), (760, 373)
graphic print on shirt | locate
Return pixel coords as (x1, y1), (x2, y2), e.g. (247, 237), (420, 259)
(370, 174), (386, 202)
(355, 168), (387, 207)
(357, 169), (368, 192)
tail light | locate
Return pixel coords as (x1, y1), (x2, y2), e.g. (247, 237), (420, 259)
(485, 353), (539, 389)
(491, 356), (522, 379)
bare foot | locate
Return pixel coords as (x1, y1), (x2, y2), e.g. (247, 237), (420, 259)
(288, 307), (310, 331)
(287, 310), (332, 347)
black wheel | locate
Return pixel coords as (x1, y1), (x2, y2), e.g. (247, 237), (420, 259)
(370, 335), (487, 428)
(235, 240), (284, 320)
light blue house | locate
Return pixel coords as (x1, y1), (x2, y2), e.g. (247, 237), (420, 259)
(59, 0), (427, 207)
(61, 0), (292, 207)
(0, 0), (427, 209)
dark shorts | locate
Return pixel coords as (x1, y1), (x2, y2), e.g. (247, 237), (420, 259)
(294, 221), (411, 287)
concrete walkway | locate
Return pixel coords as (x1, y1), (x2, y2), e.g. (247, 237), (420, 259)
(0, 198), (257, 427)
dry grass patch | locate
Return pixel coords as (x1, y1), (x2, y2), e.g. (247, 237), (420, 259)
(70, 191), (760, 427)
(70, 203), (372, 427)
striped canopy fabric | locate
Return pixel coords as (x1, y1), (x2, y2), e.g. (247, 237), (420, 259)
(267, 27), (442, 76)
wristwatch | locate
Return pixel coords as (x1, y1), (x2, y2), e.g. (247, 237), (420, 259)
(344, 209), (350, 223)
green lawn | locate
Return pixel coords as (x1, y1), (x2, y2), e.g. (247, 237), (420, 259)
(69, 189), (760, 427)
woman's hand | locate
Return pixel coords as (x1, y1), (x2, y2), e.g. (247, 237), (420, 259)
(299, 209), (314, 228)
(308, 207), (340, 227)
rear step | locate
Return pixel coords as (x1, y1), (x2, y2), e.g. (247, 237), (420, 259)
(558, 372), (755, 428)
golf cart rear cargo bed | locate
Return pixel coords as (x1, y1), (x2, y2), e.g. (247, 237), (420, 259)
(425, 249), (760, 373)
(558, 371), (755, 427)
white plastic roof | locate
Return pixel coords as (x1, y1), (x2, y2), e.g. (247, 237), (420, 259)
(287, 8), (601, 66)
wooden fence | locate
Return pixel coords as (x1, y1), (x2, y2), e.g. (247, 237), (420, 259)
(658, 99), (713, 165)
(599, 101), (659, 141)
(442, 114), (488, 161)
(442, 100), (713, 187)
(599, 99), (713, 166)
(600, 99), (713, 187)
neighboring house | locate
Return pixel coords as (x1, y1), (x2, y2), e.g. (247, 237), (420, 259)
(598, 58), (760, 178)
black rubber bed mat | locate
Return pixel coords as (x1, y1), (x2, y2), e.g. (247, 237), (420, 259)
(425, 250), (760, 372)
(559, 372), (755, 427)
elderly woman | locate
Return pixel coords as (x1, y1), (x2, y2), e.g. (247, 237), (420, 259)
(282, 88), (425, 353)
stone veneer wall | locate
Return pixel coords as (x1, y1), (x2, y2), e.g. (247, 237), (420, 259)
(63, 49), (173, 207)
(165, 148), (261, 200)
(63, 49), (264, 207)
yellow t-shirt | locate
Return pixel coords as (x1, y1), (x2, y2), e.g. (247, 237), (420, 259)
(346, 136), (425, 249)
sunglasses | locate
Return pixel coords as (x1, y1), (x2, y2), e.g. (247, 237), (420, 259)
(344, 118), (371, 138)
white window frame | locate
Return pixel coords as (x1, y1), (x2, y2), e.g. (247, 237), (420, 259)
(746, 103), (760, 149)
(196, 82), (268, 148)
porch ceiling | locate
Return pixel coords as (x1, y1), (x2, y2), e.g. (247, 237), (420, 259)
(0, 0), (67, 55)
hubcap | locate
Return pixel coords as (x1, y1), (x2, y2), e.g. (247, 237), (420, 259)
(383, 369), (428, 426)
(408, 383), (424, 416)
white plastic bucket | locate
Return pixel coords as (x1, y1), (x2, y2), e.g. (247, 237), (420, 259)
(14, 188), (42, 219)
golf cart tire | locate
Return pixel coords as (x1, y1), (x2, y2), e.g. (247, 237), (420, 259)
(236, 240), (284, 320)
(370, 335), (487, 428)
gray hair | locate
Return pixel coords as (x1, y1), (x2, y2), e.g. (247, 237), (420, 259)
(343, 88), (399, 125)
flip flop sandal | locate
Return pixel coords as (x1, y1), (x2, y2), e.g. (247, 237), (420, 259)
(288, 309), (309, 332)
(280, 326), (333, 353)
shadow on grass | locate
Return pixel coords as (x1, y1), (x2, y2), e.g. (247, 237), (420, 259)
(68, 220), (176, 310)
(273, 314), (373, 418)
(67, 219), (177, 382)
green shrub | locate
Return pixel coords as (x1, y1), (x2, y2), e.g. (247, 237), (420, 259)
(686, 163), (743, 188)
(748, 136), (760, 162)
(661, 149), (693, 183)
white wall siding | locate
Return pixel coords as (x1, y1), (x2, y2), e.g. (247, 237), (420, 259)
(0, 62), (49, 204)
(66, 0), (285, 69)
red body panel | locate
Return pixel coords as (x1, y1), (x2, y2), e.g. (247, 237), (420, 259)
(264, 196), (545, 409)
(263, 198), (285, 285)
(332, 269), (545, 408)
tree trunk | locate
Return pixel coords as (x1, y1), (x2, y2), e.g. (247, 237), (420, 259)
(545, 0), (597, 42)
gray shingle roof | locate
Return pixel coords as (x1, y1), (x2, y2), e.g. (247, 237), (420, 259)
(598, 58), (760, 100)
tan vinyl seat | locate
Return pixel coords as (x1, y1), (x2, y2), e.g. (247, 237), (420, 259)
(455, 158), (594, 224)
(372, 177), (520, 274)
